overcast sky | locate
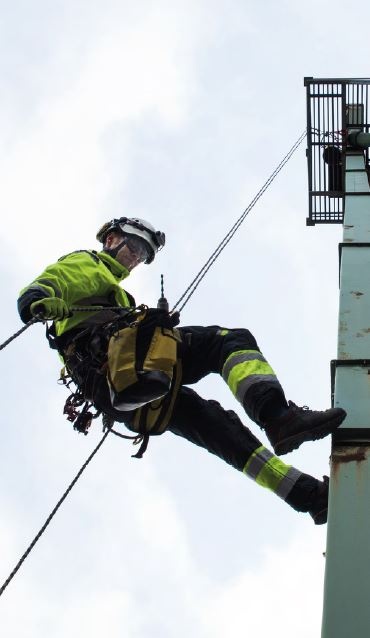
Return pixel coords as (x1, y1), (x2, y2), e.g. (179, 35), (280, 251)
(1, 1), (370, 636)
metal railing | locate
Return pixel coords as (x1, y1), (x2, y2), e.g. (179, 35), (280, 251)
(304, 77), (370, 225)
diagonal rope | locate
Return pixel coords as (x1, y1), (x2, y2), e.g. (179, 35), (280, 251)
(0, 429), (111, 598)
(0, 317), (39, 351)
(0, 128), (306, 599)
(0, 307), (136, 352)
(171, 129), (307, 313)
(1, 130), (306, 352)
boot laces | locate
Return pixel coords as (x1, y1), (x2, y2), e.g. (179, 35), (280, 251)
(289, 401), (328, 415)
(289, 401), (310, 411)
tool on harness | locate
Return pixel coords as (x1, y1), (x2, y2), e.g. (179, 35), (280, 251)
(65, 396), (100, 434)
(157, 274), (180, 326)
(157, 274), (169, 312)
(60, 372), (101, 435)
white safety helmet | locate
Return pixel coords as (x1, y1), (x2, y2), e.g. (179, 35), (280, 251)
(96, 217), (165, 264)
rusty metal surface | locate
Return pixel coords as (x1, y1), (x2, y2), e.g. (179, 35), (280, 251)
(322, 128), (370, 637)
(331, 446), (368, 464)
(322, 448), (370, 637)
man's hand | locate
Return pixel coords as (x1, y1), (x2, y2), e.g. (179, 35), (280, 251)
(30, 297), (71, 321)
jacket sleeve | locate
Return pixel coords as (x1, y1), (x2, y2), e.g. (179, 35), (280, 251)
(17, 264), (65, 323)
(17, 251), (130, 324)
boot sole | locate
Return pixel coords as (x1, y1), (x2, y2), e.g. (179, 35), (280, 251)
(311, 507), (328, 525)
(272, 412), (346, 455)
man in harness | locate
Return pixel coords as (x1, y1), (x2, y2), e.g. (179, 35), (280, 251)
(17, 217), (346, 524)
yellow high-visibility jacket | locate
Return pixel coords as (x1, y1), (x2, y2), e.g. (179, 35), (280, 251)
(17, 250), (133, 337)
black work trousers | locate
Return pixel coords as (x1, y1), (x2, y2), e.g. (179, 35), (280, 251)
(166, 325), (287, 471)
(164, 326), (318, 512)
(93, 326), (286, 470)
(93, 324), (286, 468)
(88, 324), (317, 511)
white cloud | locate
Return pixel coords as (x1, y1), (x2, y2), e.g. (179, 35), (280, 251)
(54, 591), (138, 638)
(0, 2), (359, 636)
(201, 527), (326, 637)
(0, 2), (201, 268)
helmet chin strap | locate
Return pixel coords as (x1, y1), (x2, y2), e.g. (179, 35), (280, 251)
(103, 238), (127, 259)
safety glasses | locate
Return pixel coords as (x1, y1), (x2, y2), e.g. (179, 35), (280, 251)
(124, 235), (150, 262)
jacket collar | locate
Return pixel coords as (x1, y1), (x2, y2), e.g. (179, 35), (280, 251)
(97, 251), (130, 280)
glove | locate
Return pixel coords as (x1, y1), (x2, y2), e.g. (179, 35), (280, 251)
(30, 297), (71, 320)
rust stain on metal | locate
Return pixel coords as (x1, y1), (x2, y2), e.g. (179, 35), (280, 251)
(331, 446), (369, 484)
(332, 450), (367, 464)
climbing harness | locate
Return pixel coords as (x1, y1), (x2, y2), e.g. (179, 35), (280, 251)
(55, 300), (180, 431)
(0, 129), (306, 598)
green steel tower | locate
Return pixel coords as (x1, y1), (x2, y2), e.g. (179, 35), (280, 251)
(305, 77), (370, 637)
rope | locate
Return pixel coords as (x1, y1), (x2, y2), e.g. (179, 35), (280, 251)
(0, 428), (111, 598)
(171, 129), (307, 313)
(2, 128), (305, 352)
(0, 317), (39, 351)
(0, 129), (306, 597)
(0, 307), (138, 353)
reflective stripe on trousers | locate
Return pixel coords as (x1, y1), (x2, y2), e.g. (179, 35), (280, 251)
(222, 349), (278, 403)
(243, 445), (302, 499)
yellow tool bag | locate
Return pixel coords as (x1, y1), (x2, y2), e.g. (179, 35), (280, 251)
(107, 309), (181, 412)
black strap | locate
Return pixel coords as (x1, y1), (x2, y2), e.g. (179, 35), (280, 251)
(132, 360), (183, 436)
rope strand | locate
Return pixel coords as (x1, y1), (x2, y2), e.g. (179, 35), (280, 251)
(0, 307), (138, 352)
(0, 317), (39, 352)
(171, 130), (307, 313)
(0, 429), (111, 598)
(0, 128), (307, 598)
(2, 131), (305, 351)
